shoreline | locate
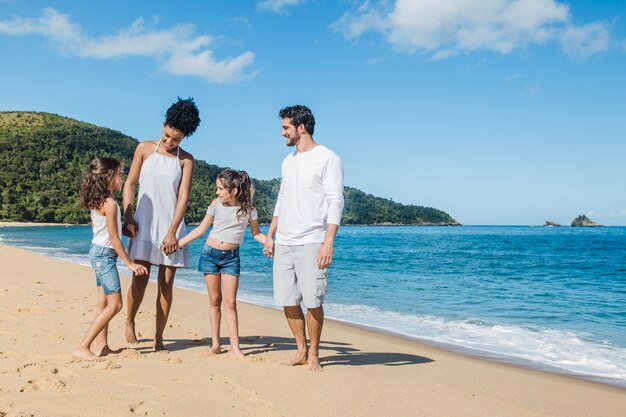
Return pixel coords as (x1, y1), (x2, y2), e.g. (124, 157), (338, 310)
(1, 238), (625, 390)
(1, 244), (625, 416)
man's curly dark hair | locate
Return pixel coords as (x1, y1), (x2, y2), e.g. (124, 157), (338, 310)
(279, 105), (315, 135)
(164, 97), (201, 137)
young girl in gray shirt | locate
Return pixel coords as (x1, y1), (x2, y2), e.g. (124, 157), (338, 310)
(178, 169), (266, 358)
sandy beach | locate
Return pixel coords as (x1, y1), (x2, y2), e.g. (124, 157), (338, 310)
(1, 245), (625, 417)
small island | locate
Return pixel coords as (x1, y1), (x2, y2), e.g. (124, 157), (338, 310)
(571, 215), (602, 227)
(544, 221), (561, 227)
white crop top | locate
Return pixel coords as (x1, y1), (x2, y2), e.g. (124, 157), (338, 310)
(207, 200), (257, 245)
(91, 202), (122, 248)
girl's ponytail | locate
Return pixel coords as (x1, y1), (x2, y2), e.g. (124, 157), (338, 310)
(217, 169), (255, 217)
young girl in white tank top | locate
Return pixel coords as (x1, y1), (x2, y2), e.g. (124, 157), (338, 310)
(73, 158), (148, 362)
(178, 169), (267, 358)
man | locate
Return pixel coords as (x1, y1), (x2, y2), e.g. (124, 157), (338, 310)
(263, 105), (344, 372)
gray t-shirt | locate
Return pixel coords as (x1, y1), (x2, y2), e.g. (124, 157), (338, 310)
(207, 200), (258, 245)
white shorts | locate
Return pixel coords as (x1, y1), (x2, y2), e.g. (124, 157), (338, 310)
(273, 243), (328, 308)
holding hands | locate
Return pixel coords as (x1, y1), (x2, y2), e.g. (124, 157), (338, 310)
(161, 231), (180, 255)
(263, 236), (274, 258)
(122, 217), (138, 238)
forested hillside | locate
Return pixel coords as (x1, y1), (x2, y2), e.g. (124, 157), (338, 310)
(0, 112), (458, 225)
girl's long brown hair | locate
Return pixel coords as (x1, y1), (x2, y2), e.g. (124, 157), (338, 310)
(217, 169), (254, 217)
(79, 157), (121, 210)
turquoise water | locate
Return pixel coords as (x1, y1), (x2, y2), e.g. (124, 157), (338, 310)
(2, 225), (625, 386)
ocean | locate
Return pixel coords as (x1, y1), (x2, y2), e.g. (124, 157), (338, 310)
(1, 224), (625, 387)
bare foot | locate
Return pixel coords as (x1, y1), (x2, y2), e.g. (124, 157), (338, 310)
(94, 345), (112, 357)
(282, 351), (308, 366)
(153, 340), (169, 352)
(208, 345), (222, 355)
(72, 348), (104, 362)
(308, 353), (323, 373)
(125, 322), (139, 344)
(229, 349), (245, 359)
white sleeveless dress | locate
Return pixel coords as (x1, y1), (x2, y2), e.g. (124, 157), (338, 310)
(128, 141), (189, 267)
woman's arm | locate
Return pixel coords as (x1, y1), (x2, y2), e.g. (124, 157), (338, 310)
(103, 199), (148, 276)
(122, 142), (150, 237)
(249, 219), (267, 245)
(162, 153), (194, 254)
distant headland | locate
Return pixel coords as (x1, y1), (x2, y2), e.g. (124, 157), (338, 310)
(0, 111), (459, 226)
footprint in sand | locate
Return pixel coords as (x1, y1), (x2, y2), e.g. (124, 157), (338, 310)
(129, 401), (155, 416)
(247, 354), (267, 364)
(210, 373), (284, 417)
(166, 357), (182, 364)
(98, 361), (121, 370)
(20, 378), (67, 392)
(119, 349), (142, 359)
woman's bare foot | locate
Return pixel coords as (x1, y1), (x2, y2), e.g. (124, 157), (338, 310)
(282, 350), (308, 366)
(125, 322), (139, 344)
(308, 353), (323, 373)
(153, 340), (168, 352)
(72, 348), (104, 362)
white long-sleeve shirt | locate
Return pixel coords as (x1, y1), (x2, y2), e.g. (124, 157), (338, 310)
(273, 145), (344, 245)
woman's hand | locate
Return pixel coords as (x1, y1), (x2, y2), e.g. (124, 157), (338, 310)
(161, 232), (179, 255)
(122, 218), (138, 238)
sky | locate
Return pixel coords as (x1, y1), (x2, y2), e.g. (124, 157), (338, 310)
(1, 0), (625, 225)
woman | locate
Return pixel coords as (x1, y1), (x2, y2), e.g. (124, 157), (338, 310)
(123, 97), (201, 351)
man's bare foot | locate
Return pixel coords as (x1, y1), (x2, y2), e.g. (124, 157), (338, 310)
(230, 349), (245, 359)
(94, 345), (112, 357)
(308, 353), (323, 373)
(153, 340), (169, 352)
(72, 348), (104, 362)
(125, 322), (139, 344)
(282, 351), (308, 366)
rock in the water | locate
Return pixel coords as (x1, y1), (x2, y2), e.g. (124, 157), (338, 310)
(544, 221), (561, 227)
(571, 215), (602, 227)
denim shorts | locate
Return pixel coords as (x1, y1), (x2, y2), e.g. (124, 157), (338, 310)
(89, 243), (121, 295)
(198, 244), (240, 276)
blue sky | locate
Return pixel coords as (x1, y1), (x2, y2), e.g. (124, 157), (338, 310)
(1, 0), (625, 225)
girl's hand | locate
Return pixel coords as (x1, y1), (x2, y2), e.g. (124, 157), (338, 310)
(128, 262), (148, 276)
(263, 236), (274, 258)
(161, 232), (179, 255)
(123, 218), (138, 238)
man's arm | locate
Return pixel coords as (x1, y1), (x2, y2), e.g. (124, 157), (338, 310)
(317, 153), (344, 269)
(263, 216), (278, 258)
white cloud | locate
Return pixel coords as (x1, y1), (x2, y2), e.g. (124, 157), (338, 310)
(257, 0), (305, 13)
(560, 22), (610, 58)
(332, 0), (612, 59)
(0, 8), (255, 83)
(524, 83), (541, 96)
(504, 73), (528, 81)
(366, 55), (388, 64)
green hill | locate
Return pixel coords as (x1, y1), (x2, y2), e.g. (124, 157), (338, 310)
(0, 112), (459, 225)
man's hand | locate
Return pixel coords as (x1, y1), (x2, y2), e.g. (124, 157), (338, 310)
(317, 241), (334, 269)
(263, 236), (275, 258)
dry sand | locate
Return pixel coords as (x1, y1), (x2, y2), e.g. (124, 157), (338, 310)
(1, 245), (624, 417)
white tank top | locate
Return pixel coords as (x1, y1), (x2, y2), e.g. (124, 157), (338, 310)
(91, 202), (122, 248)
